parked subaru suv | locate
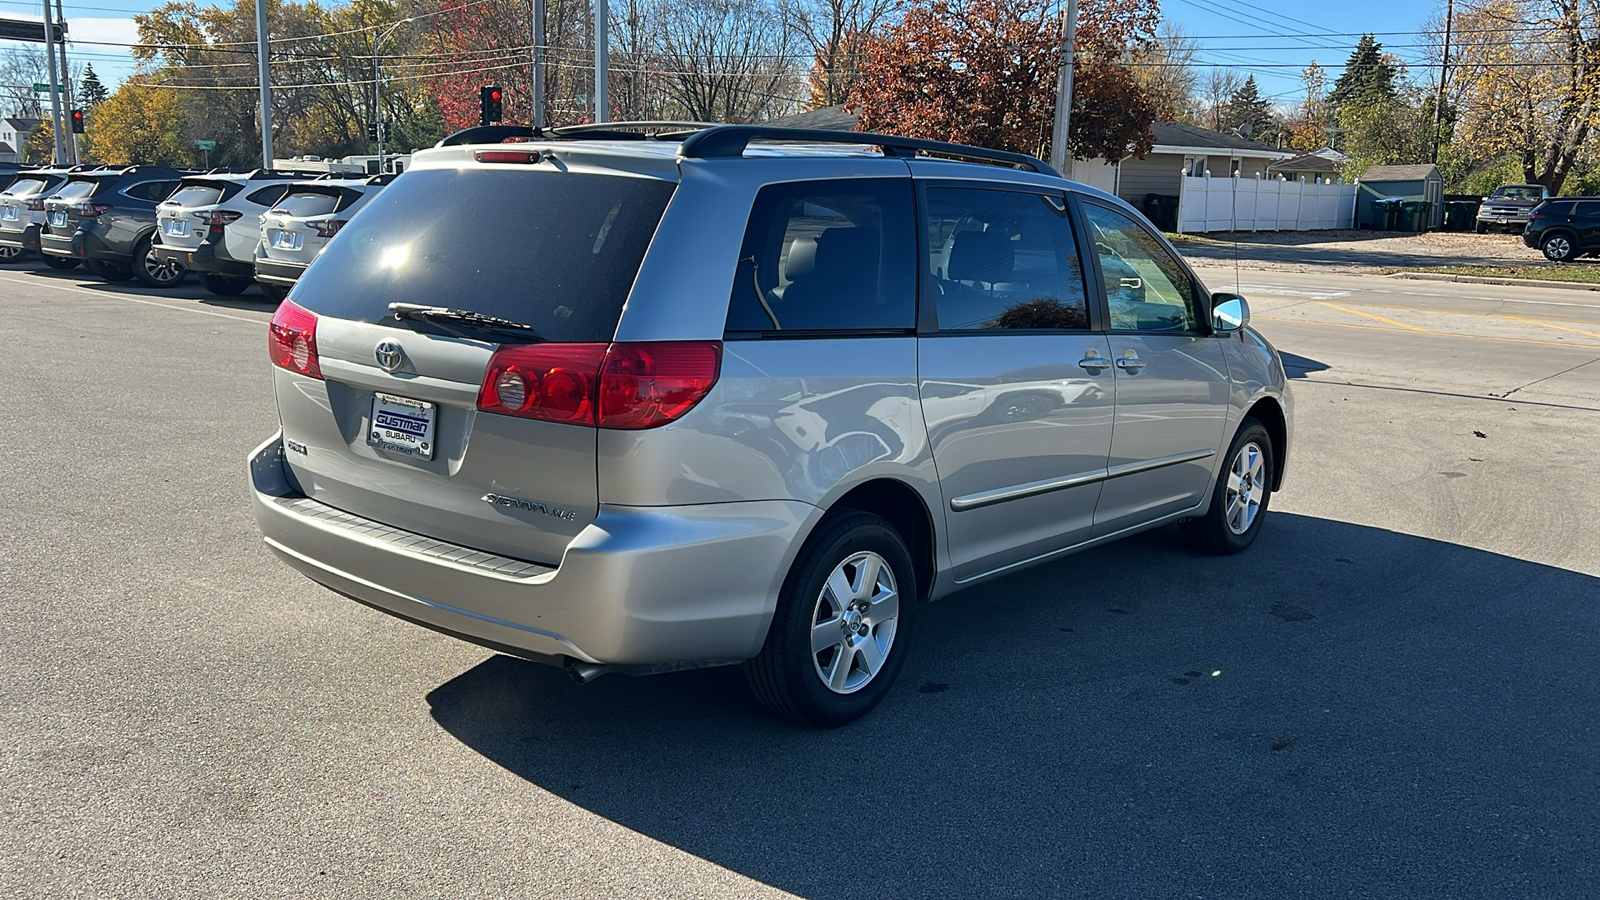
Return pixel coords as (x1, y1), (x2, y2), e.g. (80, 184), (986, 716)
(253, 174), (393, 301)
(249, 124), (1292, 726)
(39, 165), (192, 286)
(0, 167), (77, 266)
(152, 170), (316, 295)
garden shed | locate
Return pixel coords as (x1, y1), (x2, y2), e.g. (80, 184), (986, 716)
(1357, 164), (1444, 231)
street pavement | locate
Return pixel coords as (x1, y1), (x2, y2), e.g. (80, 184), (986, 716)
(2, 262), (1598, 898)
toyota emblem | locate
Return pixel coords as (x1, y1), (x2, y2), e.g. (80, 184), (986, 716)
(375, 339), (405, 373)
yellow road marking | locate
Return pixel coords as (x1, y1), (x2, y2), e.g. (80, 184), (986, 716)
(1254, 315), (1600, 351)
(1315, 301), (1430, 332)
(1497, 314), (1600, 340)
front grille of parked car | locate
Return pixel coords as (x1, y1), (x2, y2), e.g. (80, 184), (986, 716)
(1486, 206), (1530, 217)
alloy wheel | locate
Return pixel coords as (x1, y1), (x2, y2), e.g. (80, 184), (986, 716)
(144, 250), (183, 284)
(1224, 441), (1266, 535)
(1545, 235), (1573, 261)
(810, 550), (900, 694)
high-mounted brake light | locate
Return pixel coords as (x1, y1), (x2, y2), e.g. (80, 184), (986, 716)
(474, 149), (544, 164)
(268, 299), (322, 379)
(312, 218), (346, 238)
(477, 341), (721, 429)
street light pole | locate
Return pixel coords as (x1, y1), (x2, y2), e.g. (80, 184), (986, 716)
(256, 0), (273, 168)
(594, 0), (607, 123)
(1049, 0), (1078, 175)
(531, 0), (545, 129)
(373, 18), (413, 174)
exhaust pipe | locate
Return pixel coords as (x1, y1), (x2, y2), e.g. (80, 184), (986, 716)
(566, 661), (611, 684)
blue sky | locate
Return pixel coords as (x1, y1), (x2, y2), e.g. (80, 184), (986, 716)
(2, 0), (1440, 110)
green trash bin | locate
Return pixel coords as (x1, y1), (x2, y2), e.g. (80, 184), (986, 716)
(1370, 197), (1400, 230)
(1447, 199), (1479, 231)
(1401, 199), (1431, 232)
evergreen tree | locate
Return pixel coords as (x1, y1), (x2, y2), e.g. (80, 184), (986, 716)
(1327, 35), (1397, 107)
(1222, 75), (1273, 137)
(79, 65), (109, 108)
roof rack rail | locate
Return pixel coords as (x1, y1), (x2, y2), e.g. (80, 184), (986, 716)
(437, 121), (719, 147)
(678, 125), (1059, 177)
(438, 124), (536, 147)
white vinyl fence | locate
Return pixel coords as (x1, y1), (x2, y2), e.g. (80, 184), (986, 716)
(1176, 173), (1357, 233)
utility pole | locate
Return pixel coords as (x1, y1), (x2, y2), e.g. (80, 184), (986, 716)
(41, 0), (65, 163)
(256, 0), (273, 168)
(373, 18), (413, 175)
(531, 0), (545, 128)
(594, 0), (607, 123)
(1049, 0), (1078, 174)
(1431, 0), (1454, 165)
(55, 0), (76, 163)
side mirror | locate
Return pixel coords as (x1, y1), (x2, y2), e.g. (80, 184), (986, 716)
(1212, 293), (1250, 333)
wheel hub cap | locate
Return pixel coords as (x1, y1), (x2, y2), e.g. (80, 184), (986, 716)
(810, 550), (899, 695)
(1224, 441), (1266, 535)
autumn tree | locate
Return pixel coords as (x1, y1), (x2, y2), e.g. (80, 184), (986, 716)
(849, 0), (1159, 162)
(427, 0), (602, 130)
(1449, 0), (1600, 192)
(656, 0), (803, 122)
(84, 76), (192, 165)
(1282, 62), (1329, 152)
(1131, 21), (1200, 123)
(1201, 70), (1242, 132)
(782, 0), (899, 108)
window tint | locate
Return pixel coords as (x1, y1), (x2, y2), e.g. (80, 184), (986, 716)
(1541, 200), (1573, 215)
(245, 185), (291, 207)
(165, 185), (224, 207)
(53, 180), (98, 200)
(1575, 201), (1600, 217)
(291, 168), (675, 344)
(124, 180), (177, 201)
(1083, 202), (1200, 333)
(273, 191), (340, 217)
(726, 178), (914, 334)
(923, 187), (1088, 331)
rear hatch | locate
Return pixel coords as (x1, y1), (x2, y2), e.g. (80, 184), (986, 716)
(156, 178), (240, 250)
(1, 174), (62, 228)
(272, 164), (678, 564)
(42, 176), (103, 235)
(261, 185), (365, 264)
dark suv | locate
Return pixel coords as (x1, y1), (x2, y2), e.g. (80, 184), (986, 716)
(39, 165), (193, 286)
(1523, 198), (1600, 262)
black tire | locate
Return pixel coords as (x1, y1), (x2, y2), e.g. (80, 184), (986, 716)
(1180, 418), (1275, 555)
(0, 245), (22, 263)
(1474, 222), (1486, 234)
(85, 258), (134, 282)
(744, 511), (916, 727)
(259, 282), (289, 304)
(202, 273), (252, 296)
(41, 255), (79, 270)
(1542, 231), (1577, 263)
(134, 235), (187, 288)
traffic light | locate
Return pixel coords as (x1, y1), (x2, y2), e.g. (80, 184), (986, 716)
(480, 85), (503, 126)
(366, 122), (386, 142)
(69, 109), (85, 133)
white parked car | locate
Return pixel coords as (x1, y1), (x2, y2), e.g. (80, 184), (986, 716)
(0, 167), (76, 267)
(152, 170), (319, 295)
(254, 174), (394, 302)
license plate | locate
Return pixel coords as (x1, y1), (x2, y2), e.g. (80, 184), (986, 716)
(1, 207), (16, 221)
(162, 219), (190, 237)
(49, 211), (67, 227)
(271, 230), (301, 251)
(368, 393), (436, 460)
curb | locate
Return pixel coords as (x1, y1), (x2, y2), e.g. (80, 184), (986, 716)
(1390, 271), (1600, 292)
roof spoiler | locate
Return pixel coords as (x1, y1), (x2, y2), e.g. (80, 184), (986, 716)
(435, 121), (719, 147)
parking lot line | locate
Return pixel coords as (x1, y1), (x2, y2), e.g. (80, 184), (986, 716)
(0, 272), (267, 326)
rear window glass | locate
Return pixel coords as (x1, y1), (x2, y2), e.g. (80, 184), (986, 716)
(290, 169), (676, 343)
(245, 185), (291, 207)
(273, 191), (342, 217)
(54, 180), (98, 200)
(4, 176), (52, 196)
(166, 184), (225, 207)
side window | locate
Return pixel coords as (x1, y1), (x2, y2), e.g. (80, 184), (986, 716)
(725, 178), (915, 334)
(245, 185), (291, 207)
(922, 187), (1088, 331)
(126, 180), (177, 201)
(1575, 201), (1600, 218)
(1083, 202), (1200, 333)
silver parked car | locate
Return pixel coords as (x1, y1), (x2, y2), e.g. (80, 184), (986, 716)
(250, 124), (1292, 726)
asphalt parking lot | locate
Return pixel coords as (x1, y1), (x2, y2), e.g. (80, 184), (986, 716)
(3, 262), (1599, 898)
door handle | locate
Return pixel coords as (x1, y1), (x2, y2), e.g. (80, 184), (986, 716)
(1078, 352), (1110, 372)
(1115, 356), (1146, 371)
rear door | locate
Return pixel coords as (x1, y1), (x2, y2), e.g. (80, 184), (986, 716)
(1079, 200), (1231, 537)
(158, 179), (234, 250)
(916, 183), (1115, 581)
(275, 164), (677, 564)
(44, 176), (100, 236)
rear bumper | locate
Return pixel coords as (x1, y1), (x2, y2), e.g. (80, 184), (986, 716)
(40, 223), (121, 261)
(154, 234), (252, 276)
(0, 222), (39, 252)
(249, 433), (811, 668)
(255, 257), (307, 286)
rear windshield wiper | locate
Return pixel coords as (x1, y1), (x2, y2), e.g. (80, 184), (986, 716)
(388, 303), (544, 341)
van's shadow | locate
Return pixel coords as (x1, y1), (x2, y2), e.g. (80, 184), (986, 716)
(426, 513), (1599, 897)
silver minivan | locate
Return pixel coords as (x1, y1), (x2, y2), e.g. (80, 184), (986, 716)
(250, 125), (1292, 726)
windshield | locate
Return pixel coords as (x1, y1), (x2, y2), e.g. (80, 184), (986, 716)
(165, 184), (226, 207)
(291, 168), (676, 344)
(3, 176), (52, 197)
(52, 180), (98, 200)
(1491, 186), (1544, 200)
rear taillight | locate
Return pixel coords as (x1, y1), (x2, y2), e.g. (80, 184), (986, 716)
(268, 299), (322, 379)
(312, 219), (346, 238)
(199, 209), (242, 227)
(25, 198), (44, 211)
(74, 202), (112, 217)
(477, 341), (721, 429)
